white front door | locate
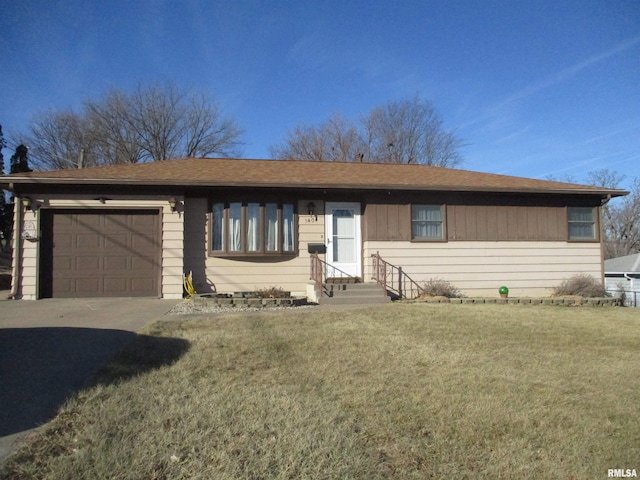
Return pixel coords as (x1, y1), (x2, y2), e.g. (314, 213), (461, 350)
(325, 202), (362, 278)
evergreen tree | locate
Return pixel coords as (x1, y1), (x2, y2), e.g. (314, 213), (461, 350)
(10, 144), (32, 174)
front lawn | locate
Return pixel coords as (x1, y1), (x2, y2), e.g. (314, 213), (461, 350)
(3, 304), (639, 479)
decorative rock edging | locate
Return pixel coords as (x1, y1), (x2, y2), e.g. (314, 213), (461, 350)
(169, 296), (313, 315)
(169, 295), (622, 315)
(405, 297), (621, 306)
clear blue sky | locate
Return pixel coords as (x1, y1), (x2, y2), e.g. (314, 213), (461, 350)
(1, 0), (638, 187)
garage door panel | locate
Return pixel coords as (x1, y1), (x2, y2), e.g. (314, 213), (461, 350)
(75, 256), (101, 271)
(104, 256), (128, 271)
(53, 256), (72, 270)
(55, 214), (73, 225)
(104, 235), (130, 250)
(52, 278), (72, 295)
(78, 215), (102, 227)
(43, 209), (161, 298)
(104, 278), (129, 294)
(132, 235), (157, 250)
(131, 214), (157, 227)
(131, 278), (155, 294)
(131, 251), (158, 271)
(55, 234), (73, 249)
(75, 278), (102, 294)
(77, 234), (102, 248)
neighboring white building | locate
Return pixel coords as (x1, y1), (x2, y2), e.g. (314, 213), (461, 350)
(604, 253), (640, 307)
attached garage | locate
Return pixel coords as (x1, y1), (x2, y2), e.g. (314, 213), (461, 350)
(39, 209), (162, 298)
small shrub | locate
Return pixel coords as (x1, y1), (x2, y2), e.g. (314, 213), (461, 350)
(552, 274), (608, 297)
(255, 286), (291, 299)
(420, 277), (463, 298)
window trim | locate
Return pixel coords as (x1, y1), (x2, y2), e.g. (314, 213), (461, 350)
(410, 204), (447, 242)
(208, 201), (298, 257)
(567, 206), (599, 242)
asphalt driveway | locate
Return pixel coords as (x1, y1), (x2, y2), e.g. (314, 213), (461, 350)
(0, 296), (180, 463)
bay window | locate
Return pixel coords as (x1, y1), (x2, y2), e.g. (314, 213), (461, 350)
(210, 201), (297, 255)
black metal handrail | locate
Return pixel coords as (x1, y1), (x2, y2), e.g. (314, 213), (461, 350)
(371, 252), (423, 299)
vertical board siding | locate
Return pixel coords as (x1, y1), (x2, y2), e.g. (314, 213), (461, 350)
(364, 240), (602, 297)
(448, 205), (566, 241)
(364, 204), (410, 241)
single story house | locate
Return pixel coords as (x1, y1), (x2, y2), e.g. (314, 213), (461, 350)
(604, 253), (640, 307)
(1, 157), (627, 301)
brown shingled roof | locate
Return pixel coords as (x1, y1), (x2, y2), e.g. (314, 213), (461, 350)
(1, 157), (628, 197)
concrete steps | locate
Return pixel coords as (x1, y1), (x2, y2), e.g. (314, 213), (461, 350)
(320, 282), (391, 305)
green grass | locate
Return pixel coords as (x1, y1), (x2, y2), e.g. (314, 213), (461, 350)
(3, 304), (640, 479)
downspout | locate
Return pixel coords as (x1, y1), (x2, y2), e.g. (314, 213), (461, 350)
(623, 274), (635, 307)
(9, 196), (22, 299)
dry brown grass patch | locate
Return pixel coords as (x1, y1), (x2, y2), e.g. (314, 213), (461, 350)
(2, 304), (639, 479)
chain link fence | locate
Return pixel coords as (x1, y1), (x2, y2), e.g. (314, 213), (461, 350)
(610, 289), (639, 307)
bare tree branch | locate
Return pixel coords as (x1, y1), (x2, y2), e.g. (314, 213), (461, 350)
(21, 82), (244, 169)
(588, 169), (640, 258)
(271, 95), (464, 167)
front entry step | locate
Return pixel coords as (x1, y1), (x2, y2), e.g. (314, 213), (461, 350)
(325, 277), (361, 284)
(320, 282), (391, 305)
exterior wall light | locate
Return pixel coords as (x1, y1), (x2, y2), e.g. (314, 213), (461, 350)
(21, 197), (32, 210)
(307, 202), (315, 216)
(168, 197), (178, 212)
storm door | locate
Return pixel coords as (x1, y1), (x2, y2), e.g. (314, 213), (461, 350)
(325, 202), (362, 278)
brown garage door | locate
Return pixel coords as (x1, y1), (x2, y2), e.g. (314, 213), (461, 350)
(40, 209), (161, 298)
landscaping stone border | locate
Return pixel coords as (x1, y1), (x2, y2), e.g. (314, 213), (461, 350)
(405, 297), (622, 306)
(173, 295), (621, 314)
(189, 295), (308, 308)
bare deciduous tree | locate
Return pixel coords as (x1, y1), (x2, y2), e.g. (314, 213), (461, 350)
(586, 169), (625, 190)
(271, 95), (464, 167)
(86, 90), (144, 165)
(271, 113), (364, 162)
(588, 169), (640, 259)
(26, 110), (99, 170)
(23, 82), (244, 169)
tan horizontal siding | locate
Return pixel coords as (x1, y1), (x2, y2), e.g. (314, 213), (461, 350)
(184, 198), (325, 296)
(162, 256), (184, 268)
(15, 196), (184, 299)
(17, 208), (39, 299)
(161, 202), (185, 299)
(364, 240), (602, 297)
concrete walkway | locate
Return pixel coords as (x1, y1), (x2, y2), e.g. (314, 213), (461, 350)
(0, 295), (179, 463)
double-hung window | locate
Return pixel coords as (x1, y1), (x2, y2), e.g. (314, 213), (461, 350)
(210, 201), (296, 255)
(567, 207), (597, 241)
(411, 205), (445, 241)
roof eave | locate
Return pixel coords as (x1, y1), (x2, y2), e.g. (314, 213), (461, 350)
(1, 176), (628, 197)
